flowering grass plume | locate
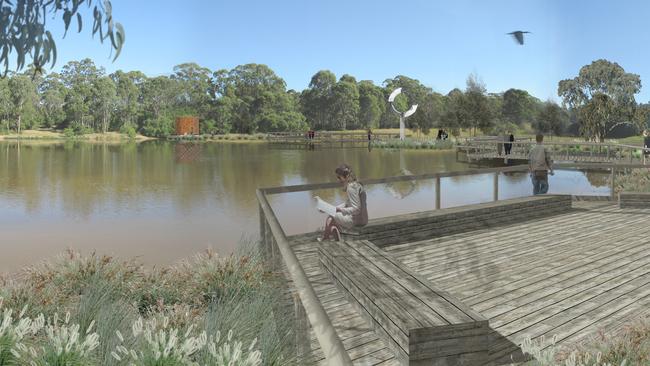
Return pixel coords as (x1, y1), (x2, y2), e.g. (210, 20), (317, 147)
(0, 244), (291, 365)
(518, 334), (631, 366)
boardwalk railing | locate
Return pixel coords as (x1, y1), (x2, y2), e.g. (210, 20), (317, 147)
(458, 138), (649, 164)
(267, 131), (403, 144)
(256, 162), (649, 364)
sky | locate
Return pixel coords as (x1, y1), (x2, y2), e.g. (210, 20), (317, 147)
(40, 0), (650, 102)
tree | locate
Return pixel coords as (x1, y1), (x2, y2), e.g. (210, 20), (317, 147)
(502, 89), (534, 125)
(558, 59), (642, 142)
(60, 59), (105, 129)
(301, 70), (337, 130)
(8, 74), (38, 133)
(39, 73), (67, 128)
(0, 78), (13, 127)
(0, 0), (124, 76)
(111, 70), (145, 129)
(358, 81), (383, 129)
(418, 92), (444, 135)
(441, 88), (467, 137)
(213, 64), (304, 133)
(534, 101), (568, 135)
(91, 76), (117, 133)
(331, 75), (359, 130)
(172, 63), (213, 116)
(463, 74), (493, 135)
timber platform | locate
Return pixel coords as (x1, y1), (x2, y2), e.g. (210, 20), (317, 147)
(457, 138), (648, 164)
(266, 131), (403, 147)
(257, 163), (650, 365)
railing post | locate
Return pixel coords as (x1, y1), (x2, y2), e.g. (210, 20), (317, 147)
(493, 172), (499, 201)
(259, 204), (266, 253)
(629, 147), (633, 163)
(610, 167), (616, 200)
(435, 176), (441, 209)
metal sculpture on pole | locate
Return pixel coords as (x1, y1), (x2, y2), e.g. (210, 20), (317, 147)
(388, 88), (418, 140)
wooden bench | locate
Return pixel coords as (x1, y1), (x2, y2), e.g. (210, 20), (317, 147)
(619, 192), (650, 208)
(341, 195), (573, 247)
(319, 239), (489, 365)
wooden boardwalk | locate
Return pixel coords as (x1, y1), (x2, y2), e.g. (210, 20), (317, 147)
(285, 200), (650, 365)
(457, 140), (646, 164)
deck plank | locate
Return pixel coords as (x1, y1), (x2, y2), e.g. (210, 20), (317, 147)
(286, 202), (650, 365)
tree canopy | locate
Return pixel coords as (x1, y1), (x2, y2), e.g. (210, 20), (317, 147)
(0, 59), (585, 139)
(558, 59), (643, 141)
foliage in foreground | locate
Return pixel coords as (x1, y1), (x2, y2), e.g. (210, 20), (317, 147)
(516, 315), (649, 366)
(0, 246), (297, 365)
(615, 168), (650, 193)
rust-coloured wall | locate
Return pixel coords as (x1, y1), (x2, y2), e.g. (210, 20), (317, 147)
(175, 116), (200, 135)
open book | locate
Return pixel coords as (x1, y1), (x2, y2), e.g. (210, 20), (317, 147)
(314, 196), (337, 216)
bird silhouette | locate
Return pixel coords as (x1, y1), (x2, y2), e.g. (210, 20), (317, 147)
(507, 31), (531, 45)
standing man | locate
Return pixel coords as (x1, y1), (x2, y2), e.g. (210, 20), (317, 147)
(529, 134), (554, 195)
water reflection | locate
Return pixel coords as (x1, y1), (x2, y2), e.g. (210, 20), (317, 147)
(0, 141), (609, 271)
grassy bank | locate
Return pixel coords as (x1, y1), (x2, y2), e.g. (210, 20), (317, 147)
(0, 130), (153, 142)
(370, 138), (455, 150)
(0, 245), (296, 365)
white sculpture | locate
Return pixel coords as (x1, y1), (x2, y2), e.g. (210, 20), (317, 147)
(388, 88), (418, 140)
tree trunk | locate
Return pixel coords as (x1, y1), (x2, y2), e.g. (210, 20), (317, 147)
(17, 114), (21, 134)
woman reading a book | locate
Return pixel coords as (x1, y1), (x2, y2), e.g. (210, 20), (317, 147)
(319, 164), (368, 241)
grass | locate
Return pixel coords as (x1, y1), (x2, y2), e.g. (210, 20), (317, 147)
(370, 137), (455, 150)
(513, 315), (650, 365)
(0, 130), (152, 142)
(0, 243), (297, 366)
(614, 168), (650, 194)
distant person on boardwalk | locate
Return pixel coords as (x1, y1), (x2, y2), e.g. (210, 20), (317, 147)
(318, 164), (368, 242)
(643, 130), (650, 164)
(367, 128), (372, 141)
(529, 134), (554, 195)
(505, 131), (514, 155)
(436, 129), (443, 140)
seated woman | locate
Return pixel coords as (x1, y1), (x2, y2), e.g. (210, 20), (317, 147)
(319, 164), (368, 241)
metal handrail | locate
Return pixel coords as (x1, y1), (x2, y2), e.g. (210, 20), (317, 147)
(257, 189), (353, 366)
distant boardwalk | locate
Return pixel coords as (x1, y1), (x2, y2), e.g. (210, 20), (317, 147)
(457, 138), (647, 164)
(258, 164), (650, 365)
(267, 131), (401, 147)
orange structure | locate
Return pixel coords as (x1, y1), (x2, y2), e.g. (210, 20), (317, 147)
(175, 116), (199, 135)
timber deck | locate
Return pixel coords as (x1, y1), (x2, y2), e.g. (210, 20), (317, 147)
(286, 200), (650, 365)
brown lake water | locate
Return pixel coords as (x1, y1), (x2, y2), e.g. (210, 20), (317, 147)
(0, 141), (610, 272)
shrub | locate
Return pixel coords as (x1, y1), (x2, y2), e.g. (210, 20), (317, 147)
(119, 124), (137, 139)
(63, 127), (76, 139)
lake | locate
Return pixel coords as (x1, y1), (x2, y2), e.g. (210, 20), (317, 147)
(0, 141), (610, 272)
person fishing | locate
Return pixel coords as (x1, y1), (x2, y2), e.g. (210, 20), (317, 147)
(318, 164), (368, 241)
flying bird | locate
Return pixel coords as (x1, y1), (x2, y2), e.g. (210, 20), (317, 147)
(507, 31), (531, 45)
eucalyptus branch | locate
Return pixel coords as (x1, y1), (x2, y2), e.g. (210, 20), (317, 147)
(0, 0), (125, 78)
